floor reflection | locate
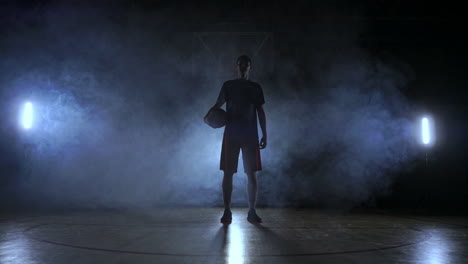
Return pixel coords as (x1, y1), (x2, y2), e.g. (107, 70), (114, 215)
(212, 222), (298, 263)
(210, 224), (245, 264)
(0, 231), (36, 264)
(416, 229), (452, 264)
(225, 224), (245, 264)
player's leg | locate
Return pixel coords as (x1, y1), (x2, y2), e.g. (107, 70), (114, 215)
(221, 171), (234, 224)
(222, 171), (234, 210)
(242, 143), (263, 223)
(245, 170), (262, 222)
(220, 134), (240, 223)
(246, 170), (258, 211)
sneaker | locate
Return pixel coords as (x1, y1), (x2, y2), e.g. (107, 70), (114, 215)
(220, 209), (232, 224)
(247, 209), (263, 223)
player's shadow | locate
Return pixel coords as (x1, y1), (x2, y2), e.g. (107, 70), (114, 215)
(206, 225), (228, 263)
(249, 223), (307, 257)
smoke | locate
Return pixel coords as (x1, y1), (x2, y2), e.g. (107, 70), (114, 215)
(0, 2), (418, 209)
(261, 59), (417, 207)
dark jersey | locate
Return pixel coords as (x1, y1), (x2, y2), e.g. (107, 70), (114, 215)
(216, 79), (265, 140)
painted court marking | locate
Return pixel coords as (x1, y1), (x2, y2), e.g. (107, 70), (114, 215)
(23, 222), (432, 257)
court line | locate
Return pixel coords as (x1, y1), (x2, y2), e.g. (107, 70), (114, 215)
(377, 211), (468, 229)
(23, 222), (432, 257)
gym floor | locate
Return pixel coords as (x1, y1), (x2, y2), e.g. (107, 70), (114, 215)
(1, 208), (467, 264)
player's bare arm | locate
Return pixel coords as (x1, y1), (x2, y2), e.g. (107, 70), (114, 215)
(257, 104), (267, 149)
(212, 102), (223, 109)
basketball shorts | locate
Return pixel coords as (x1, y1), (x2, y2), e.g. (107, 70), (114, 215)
(220, 134), (262, 173)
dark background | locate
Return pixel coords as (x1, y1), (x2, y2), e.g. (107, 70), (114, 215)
(0, 0), (466, 212)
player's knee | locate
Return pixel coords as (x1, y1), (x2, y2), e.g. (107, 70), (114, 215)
(246, 171), (257, 181)
(224, 171), (234, 178)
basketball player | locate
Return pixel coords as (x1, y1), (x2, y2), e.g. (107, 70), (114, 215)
(206, 55), (267, 224)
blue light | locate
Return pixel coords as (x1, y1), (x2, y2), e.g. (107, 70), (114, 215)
(421, 117), (430, 145)
(227, 224), (244, 264)
(21, 102), (34, 129)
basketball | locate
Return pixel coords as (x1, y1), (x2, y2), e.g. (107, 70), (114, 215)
(204, 107), (227, 128)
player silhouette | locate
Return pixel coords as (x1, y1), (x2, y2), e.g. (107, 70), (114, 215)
(206, 55), (267, 224)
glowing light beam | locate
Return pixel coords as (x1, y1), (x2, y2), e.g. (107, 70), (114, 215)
(227, 225), (245, 264)
(21, 102), (34, 130)
(421, 117), (430, 145)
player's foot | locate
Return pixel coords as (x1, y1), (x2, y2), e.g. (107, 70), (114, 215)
(220, 209), (232, 224)
(247, 209), (263, 223)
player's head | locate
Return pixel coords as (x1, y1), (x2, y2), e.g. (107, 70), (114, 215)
(237, 55), (251, 78)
